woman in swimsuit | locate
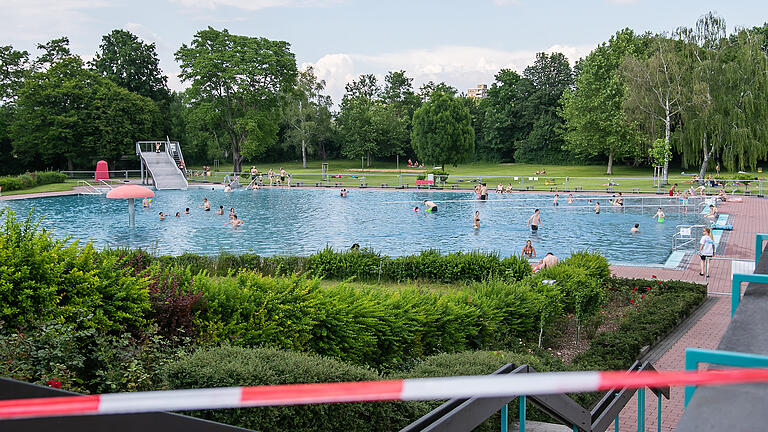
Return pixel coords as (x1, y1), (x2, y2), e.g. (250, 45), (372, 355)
(521, 240), (536, 258)
(473, 211), (480, 229)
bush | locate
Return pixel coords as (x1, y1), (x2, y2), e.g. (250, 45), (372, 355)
(0, 171), (67, 192)
(559, 250), (611, 283)
(164, 346), (427, 431)
(574, 278), (706, 370)
(0, 209), (150, 333)
(145, 265), (206, 339)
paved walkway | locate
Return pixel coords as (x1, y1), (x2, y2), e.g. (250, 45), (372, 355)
(607, 196), (768, 431)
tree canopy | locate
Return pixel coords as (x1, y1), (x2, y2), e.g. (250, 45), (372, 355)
(411, 92), (475, 167)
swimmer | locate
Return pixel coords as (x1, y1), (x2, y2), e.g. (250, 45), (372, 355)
(142, 197), (150, 208)
(413, 207), (420, 212)
(224, 184), (232, 193)
(521, 239), (536, 258)
(480, 183), (488, 200)
(527, 209), (541, 231)
(216, 205), (224, 215)
(594, 202), (600, 214)
(654, 207), (665, 222)
(552, 193), (559, 206)
(473, 211), (480, 229)
(228, 208), (236, 219)
(175, 212), (181, 218)
(184, 208), (190, 214)
(199, 198), (211, 211)
(224, 214), (244, 228)
(424, 200), (438, 213)
(631, 223), (640, 233)
(340, 189), (348, 197)
(159, 212), (167, 220)
(613, 192), (623, 206)
(567, 194), (574, 204)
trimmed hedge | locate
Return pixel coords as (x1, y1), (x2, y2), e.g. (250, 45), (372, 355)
(155, 248), (534, 283)
(0, 171), (67, 192)
(573, 278), (708, 370)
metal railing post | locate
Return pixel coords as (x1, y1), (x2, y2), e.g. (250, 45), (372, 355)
(519, 396), (526, 432)
(637, 387), (645, 432)
(756, 233), (768, 265)
(685, 348), (768, 407)
(731, 273), (768, 316)
(657, 392), (662, 432)
(500, 403), (508, 432)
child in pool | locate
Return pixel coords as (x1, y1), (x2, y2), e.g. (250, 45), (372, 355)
(654, 207), (665, 222)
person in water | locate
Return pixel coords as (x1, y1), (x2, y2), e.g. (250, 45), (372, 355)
(224, 214), (244, 228)
(552, 193), (559, 206)
(594, 202), (600, 214)
(521, 240), (536, 258)
(200, 198), (211, 211)
(473, 211), (480, 229)
(175, 212), (181, 218)
(340, 189), (348, 197)
(654, 207), (665, 222)
(424, 200), (438, 213)
(159, 212), (167, 220)
(567, 194), (574, 204)
(142, 197), (151, 208)
(228, 208), (236, 219)
(184, 208), (190, 214)
(216, 205), (224, 215)
(631, 223), (640, 233)
(527, 209), (541, 231)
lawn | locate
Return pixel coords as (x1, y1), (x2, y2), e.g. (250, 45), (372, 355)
(187, 159), (765, 194)
(0, 182), (76, 196)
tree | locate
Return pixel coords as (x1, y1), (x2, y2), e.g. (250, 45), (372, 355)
(176, 27), (297, 173)
(418, 80), (457, 101)
(481, 69), (535, 161)
(621, 37), (686, 183)
(561, 29), (649, 174)
(91, 29), (170, 102)
(0, 45), (30, 104)
(336, 74), (405, 166)
(11, 56), (160, 170)
(382, 70), (420, 156)
(411, 92), (474, 167)
(282, 66), (333, 167)
(34, 37), (74, 71)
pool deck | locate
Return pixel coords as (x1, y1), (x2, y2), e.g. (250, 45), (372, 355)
(0, 188), (84, 201)
(608, 195), (768, 431)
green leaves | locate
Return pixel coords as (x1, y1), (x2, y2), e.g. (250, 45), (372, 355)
(411, 92), (474, 167)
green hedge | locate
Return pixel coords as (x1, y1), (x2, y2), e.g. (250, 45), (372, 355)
(573, 277), (707, 370)
(0, 171), (67, 192)
(155, 248), (533, 283)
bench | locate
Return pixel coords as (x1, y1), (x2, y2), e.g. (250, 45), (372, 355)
(399, 184), (408, 189)
(360, 183), (367, 188)
(549, 186), (557, 192)
(314, 182), (322, 187)
(334, 182), (342, 187)
(632, 187), (640, 193)
(575, 186), (583, 192)
(380, 183), (388, 188)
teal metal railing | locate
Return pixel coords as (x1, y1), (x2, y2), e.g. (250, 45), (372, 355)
(684, 348), (768, 407)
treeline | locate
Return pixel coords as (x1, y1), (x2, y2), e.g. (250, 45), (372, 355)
(1, 13), (767, 176)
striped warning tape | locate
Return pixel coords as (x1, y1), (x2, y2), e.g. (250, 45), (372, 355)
(2, 368), (768, 420)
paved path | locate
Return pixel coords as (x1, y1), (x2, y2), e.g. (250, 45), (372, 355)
(606, 196), (768, 431)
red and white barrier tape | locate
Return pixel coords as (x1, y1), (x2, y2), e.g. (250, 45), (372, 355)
(2, 368), (768, 420)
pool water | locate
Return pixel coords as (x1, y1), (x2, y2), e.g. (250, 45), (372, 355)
(1, 188), (707, 264)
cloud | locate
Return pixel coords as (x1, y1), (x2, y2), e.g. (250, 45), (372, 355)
(606, 0), (640, 4)
(493, 0), (523, 5)
(169, 0), (343, 10)
(306, 43), (597, 106)
(0, 0), (110, 44)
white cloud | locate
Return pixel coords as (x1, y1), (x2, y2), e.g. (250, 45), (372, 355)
(170, 0), (343, 10)
(0, 0), (110, 44)
(306, 43), (597, 106)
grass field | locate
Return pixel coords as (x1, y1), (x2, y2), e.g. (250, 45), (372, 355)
(0, 182), (76, 196)
(187, 160), (766, 195)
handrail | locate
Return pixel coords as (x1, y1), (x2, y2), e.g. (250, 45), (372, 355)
(98, 179), (114, 189)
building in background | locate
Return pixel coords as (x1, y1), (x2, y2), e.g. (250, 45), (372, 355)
(467, 84), (488, 99)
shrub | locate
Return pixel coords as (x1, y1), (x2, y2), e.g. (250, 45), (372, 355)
(0, 171), (67, 192)
(559, 250), (611, 283)
(164, 346), (427, 431)
(145, 265), (206, 339)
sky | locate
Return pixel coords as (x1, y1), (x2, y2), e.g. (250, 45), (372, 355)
(1, 0), (766, 105)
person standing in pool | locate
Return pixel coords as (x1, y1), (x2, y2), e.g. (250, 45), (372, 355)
(654, 207), (665, 222)
(184, 208), (190, 214)
(594, 202), (600, 214)
(424, 200), (438, 213)
(199, 198), (211, 211)
(216, 205), (224, 215)
(521, 240), (536, 258)
(631, 224), (640, 233)
(159, 212), (167, 220)
(527, 209), (541, 231)
(228, 208), (236, 219)
(224, 214), (244, 228)
(479, 183), (488, 200)
(552, 193), (559, 206)
(473, 211), (480, 229)
(567, 194), (574, 204)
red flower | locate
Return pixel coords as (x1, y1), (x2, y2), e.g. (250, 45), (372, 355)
(46, 380), (61, 389)
(630, 298), (634, 302)
(658, 280), (662, 284)
(651, 275), (657, 278)
(641, 295), (645, 299)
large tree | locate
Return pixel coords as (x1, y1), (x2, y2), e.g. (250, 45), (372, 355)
(382, 70), (420, 157)
(411, 92), (474, 167)
(561, 29), (649, 174)
(481, 69), (535, 161)
(282, 66), (333, 167)
(621, 37), (686, 183)
(176, 27), (297, 173)
(91, 29), (170, 102)
(0, 45), (31, 174)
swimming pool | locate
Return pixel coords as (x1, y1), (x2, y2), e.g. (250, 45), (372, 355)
(1, 188), (707, 264)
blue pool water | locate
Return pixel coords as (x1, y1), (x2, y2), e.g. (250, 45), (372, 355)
(1, 188), (707, 264)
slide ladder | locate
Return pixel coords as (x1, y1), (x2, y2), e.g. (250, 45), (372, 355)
(136, 139), (188, 190)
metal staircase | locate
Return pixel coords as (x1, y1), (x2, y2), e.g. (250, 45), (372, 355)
(136, 138), (188, 190)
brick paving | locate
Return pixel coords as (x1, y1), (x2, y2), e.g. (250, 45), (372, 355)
(606, 196), (768, 431)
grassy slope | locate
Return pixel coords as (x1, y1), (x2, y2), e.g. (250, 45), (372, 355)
(187, 160), (758, 193)
(0, 182), (76, 196)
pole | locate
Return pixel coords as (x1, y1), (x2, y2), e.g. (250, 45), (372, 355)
(128, 198), (135, 228)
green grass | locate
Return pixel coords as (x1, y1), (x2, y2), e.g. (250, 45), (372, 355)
(187, 159), (764, 194)
(0, 182), (76, 196)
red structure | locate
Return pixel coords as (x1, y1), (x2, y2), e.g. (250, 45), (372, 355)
(95, 160), (109, 181)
